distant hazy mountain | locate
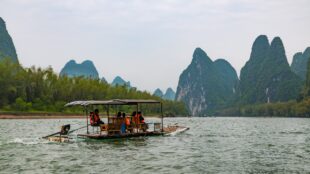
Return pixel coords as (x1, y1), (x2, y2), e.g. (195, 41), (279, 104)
(100, 77), (107, 83)
(153, 88), (164, 97)
(163, 88), (176, 101)
(176, 47), (238, 116)
(239, 35), (302, 104)
(153, 88), (176, 101)
(111, 76), (131, 87)
(0, 17), (18, 63)
(60, 60), (99, 79)
(291, 47), (310, 80)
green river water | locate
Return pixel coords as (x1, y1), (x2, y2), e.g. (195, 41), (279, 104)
(0, 117), (310, 173)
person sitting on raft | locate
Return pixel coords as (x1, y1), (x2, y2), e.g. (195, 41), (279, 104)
(124, 113), (130, 126)
(137, 111), (147, 132)
(90, 109), (104, 126)
(117, 111), (122, 118)
(137, 111), (145, 123)
(122, 112), (126, 119)
(122, 112), (131, 126)
(120, 112), (127, 133)
(130, 111), (137, 124)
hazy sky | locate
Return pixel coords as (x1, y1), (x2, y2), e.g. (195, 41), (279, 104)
(0, 0), (309, 93)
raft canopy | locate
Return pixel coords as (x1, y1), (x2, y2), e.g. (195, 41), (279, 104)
(65, 99), (161, 107)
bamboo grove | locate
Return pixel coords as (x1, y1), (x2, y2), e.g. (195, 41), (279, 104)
(0, 58), (188, 116)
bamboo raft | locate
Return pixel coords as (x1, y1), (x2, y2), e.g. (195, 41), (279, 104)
(44, 99), (189, 142)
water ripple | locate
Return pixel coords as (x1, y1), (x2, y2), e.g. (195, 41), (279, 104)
(0, 117), (310, 173)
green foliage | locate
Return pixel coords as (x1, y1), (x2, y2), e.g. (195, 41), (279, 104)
(0, 59), (188, 116)
(162, 100), (188, 116)
(0, 58), (25, 106)
(215, 99), (310, 117)
(13, 97), (32, 111)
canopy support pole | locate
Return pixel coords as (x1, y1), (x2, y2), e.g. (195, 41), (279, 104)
(86, 106), (89, 134)
(107, 105), (110, 127)
(161, 102), (163, 133)
(136, 104), (139, 131)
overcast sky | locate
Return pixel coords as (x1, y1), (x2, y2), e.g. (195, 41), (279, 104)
(0, 0), (309, 93)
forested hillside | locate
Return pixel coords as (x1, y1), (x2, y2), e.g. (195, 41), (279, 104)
(176, 48), (238, 116)
(239, 35), (301, 104)
(215, 57), (310, 117)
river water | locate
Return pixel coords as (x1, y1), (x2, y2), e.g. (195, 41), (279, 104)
(0, 117), (310, 173)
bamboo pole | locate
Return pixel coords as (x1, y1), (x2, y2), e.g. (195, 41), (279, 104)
(161, 102), (163, 133)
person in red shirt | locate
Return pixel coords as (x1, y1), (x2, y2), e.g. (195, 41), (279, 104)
(90, 109), (104, 126)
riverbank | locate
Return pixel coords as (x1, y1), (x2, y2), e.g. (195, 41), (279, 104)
(0, 111), (84, 119)
(0, 115), (84, 119)
(213, 99), (310, 117)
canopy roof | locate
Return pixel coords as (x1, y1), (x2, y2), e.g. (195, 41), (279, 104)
(65, 99), (161, 107)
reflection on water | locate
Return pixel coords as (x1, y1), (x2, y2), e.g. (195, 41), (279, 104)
(1, 117), (310, 173)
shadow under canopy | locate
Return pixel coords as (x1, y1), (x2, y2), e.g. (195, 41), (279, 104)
(65, 99), (164, 139)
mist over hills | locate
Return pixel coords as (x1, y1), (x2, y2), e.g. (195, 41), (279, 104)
(31, 34), (308, 116)
(1, 16), (309, 116)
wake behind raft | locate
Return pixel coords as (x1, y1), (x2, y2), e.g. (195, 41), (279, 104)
(43, 99), (189, 142)
(42, 124), (71, 142)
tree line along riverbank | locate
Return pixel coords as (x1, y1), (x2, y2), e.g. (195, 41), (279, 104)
(0, 59), (188, 117)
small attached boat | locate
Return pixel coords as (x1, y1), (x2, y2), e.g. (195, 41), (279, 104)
(47, 136), (69, 143)
(43, 99), (189, 142)
(163, 125), (190, 136)
(43, 124), (72, 142)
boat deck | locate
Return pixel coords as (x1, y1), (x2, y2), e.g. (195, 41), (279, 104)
(78, 131), (163, 139)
